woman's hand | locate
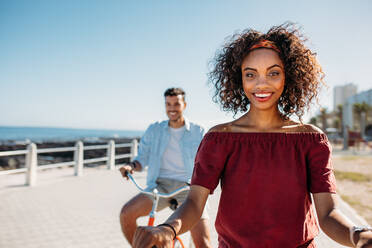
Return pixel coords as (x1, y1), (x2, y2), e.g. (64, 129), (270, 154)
(356, 231), (372, 248)
(132, 225), (174, 248)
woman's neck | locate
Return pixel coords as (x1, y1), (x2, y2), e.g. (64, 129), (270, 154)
(241, 108), (286, 131)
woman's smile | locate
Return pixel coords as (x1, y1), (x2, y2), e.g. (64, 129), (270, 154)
(252, 92), (274, 102)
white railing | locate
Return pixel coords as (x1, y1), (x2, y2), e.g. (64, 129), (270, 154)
(0, 139), (138, 186)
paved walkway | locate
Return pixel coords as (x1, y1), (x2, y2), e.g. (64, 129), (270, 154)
(0, 166), (368, 248)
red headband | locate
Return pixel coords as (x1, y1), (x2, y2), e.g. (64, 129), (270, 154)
(249, 40), (280, 53)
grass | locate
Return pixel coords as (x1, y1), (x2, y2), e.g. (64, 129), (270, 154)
(341, 195), (372, 225)
(334, 170), (371, 182)
(340, 194), (361, 206)
(339, 156), (360, 161)
(340, 195), (372, 215)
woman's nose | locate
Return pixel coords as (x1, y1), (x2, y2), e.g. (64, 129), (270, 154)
(256, 76), (268, 86)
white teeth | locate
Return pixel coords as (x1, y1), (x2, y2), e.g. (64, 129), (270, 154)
(255, 93), (271, 98)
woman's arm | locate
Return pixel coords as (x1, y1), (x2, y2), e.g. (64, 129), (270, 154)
(132, 185), (210, 248)
(163, 185), (210, 235)
(313, 192), (372, 247)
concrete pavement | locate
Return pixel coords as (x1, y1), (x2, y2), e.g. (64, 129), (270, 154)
(0, 166), (368, 247)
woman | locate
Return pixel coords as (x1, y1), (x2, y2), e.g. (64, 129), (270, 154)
(132, 23), (372, 248)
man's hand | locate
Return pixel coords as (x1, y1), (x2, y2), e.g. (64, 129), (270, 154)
(356, 231), (372, 248)
(119, 164), (134, 180)
(132, 225), (174, 248)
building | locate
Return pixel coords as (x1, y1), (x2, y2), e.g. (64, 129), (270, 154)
(333, 83), (357, 111)
(343, 88), (372, 136)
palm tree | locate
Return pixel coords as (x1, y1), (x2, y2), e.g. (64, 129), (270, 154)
(353, 102), (370, 137)
(336, 104), (343, 132)
(309, 117), (317, 126)
(333, 119), (340, 130)
(319, 107), (328, 131)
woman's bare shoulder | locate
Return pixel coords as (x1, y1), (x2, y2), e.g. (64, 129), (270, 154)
(295, 123), (324, 133)
(208, 122), (233, 133)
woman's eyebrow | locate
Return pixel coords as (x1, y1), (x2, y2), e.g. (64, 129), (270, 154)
(243, 67), (257, 71)
(243, 64), (283, 71)
(267, 64), (282, 70)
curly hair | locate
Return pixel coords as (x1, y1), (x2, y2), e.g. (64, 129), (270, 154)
(209, 22), (324, 120)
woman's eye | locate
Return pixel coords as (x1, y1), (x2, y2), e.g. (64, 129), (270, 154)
(245, 73), (254, 78)
(269, 71), (280, 77)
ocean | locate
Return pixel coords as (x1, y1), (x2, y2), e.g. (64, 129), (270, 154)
(0, 126), (144, 143)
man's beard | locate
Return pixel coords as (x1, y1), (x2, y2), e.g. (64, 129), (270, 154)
(168, 115), (182, 123)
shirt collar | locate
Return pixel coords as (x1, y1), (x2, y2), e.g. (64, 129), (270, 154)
(164, 117), (190, 131)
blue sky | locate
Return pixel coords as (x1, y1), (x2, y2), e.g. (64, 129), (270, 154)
(1, 0), (371, 131)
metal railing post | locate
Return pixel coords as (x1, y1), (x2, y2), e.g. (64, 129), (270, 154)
(26, 143), (37, 186)
(74, 141), (84, 176)
(107, 140), (115, 170)
(130, 139), (138, 161)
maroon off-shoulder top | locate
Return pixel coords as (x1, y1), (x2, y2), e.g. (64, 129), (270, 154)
(191, 132), (336, 248)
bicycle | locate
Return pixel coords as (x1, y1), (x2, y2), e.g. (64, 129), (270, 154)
(126, 173), (191, 248)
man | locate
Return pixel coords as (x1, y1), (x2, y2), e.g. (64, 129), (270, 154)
(119, 87), (211, 247)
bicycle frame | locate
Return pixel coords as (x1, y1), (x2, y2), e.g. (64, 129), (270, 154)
(127, 173), (190, 248)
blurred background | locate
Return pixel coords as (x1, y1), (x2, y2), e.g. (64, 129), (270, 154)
(1, 0), (371, 134)
(1, 1), (372, 247)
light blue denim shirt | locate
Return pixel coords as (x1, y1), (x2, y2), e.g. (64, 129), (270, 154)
(133, 118), (205, 190)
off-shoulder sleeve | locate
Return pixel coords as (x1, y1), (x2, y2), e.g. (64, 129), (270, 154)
(191, 133), (230, 194)
(306, 137), (337, 193)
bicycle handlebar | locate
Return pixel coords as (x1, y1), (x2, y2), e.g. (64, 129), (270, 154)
(126, 173), (190, 198)
(125, 173), (188, 248)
